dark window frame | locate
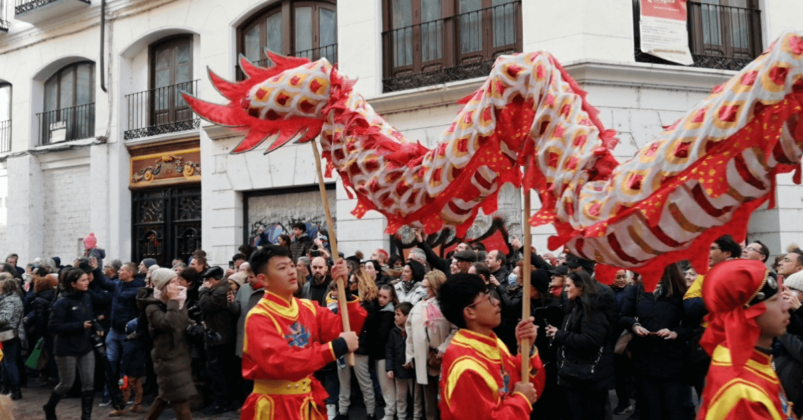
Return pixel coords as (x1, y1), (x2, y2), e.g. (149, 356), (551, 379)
(43, 61), (95, 112)
(148, 35), (194, 128)
(237, 0), (337, 64)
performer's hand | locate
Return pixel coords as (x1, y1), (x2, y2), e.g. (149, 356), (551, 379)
(339, 331), (359, 352)
(387, 371), (394, 379)
(633, 325), (650, 337)
(512, 382), (538, 405)
(332, 259), (349, 284)
(515, 317), (538, 347)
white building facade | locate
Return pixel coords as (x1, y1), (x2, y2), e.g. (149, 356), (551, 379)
(0, 0), (801, 267)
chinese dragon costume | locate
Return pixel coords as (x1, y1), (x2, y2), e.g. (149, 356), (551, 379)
(183, 30), (803, 291)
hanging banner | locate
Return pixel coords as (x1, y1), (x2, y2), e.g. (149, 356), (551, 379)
(639, 0), (693, 65)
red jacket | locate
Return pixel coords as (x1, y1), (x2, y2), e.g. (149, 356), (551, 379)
(240, 291), (366, 420)
(439, 329), (546, 420)
(697, 344), (784, 420)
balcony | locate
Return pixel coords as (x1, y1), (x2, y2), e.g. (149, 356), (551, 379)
(633, 1), (761, 71)
(0, 120), (9, 152)
(235, 44), (338, 82)
(37, 103), (94, 146)
(125, 80), (201, 141)
(15, 0), (89, 24)
(381, 1), (522, 93)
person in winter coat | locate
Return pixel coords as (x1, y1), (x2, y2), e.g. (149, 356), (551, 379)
(406, 270), (458, 420)
(375, 284), (398, 420)
(775, 332), (803, 418)
(365, 260), (391, 286)
(109, 318), (146, 416)
(394, 260), (427, 305)
(30, 273), (58, 383)
(545, 270), (614, 420)
(136, 268), (194, 420)
(618, 263), (690, 420)
(0, 278), (24, 400)
(78, 261), (112, 333)
(228, 264), (265, 409)
(288, 222), (313, 263)
(385, 301), (413, 420)
(83, 232), (106, 271)
(336, 270), (380, 420)
(44, 268), (99, 420)
(198, 266), (234, 415)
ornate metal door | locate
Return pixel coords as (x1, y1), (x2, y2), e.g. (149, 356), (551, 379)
(132, 187), (201, 267)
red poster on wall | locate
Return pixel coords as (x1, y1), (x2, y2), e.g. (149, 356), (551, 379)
(639, 0), (693, 65)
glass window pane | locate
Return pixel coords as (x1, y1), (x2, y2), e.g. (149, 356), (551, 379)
(460, 0), (483, 54)
(421, 0), (442, 62)
(59, 67), (75, 109)
(156, 48), (171, 70)
(319, 8), (337, 63)
(295, 7), (312, 56)
(177, 42), (191, 65)
(76, 64), (93, 106)
(44, 78), (58, 112)
(492, 0), (515, 48)
(392, 0), (412, 67)
(245, 25), (262, 61)
(701, 3), (722, 47)
(175, 65), (191, 84)
(0, 86), (11, 121)
(267, 13), (283, 57)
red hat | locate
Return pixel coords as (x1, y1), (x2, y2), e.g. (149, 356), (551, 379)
(700, 259), (777, 373)
(83, 233), (97, 250)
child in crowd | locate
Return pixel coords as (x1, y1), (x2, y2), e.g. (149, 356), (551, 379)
(110, 318), (146, 416)
(385, 302), (414, 420)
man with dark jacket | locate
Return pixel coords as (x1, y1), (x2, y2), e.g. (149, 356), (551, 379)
(485, 250), (509, 286)
(289, 222), (313, 263)
(302, 257), (331, 307)
(198, 266), (234, 415)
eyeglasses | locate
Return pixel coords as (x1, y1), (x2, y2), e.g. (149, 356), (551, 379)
(745, 246), (763, 255)
(466, 291), (499, 309)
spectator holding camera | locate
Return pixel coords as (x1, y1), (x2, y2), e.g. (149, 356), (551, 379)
(136, 268), (195, 419)
(289, 222), (314, 262)
(198, 266), (234, 414)
(44, 268), (98, 420)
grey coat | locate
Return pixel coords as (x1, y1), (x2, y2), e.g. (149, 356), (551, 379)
(228, 283), (265, 357)
(0, 292), (23, 340)
(136, 288), (196, 403)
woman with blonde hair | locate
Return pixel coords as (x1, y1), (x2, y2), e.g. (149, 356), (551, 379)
(335, 269), (380, 419)
(406, 269), (457, 420)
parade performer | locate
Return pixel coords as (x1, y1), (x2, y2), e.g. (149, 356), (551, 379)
(437, 273), (546, 419)
(240, 245), (366, 420)
(697, 259), (790, 420)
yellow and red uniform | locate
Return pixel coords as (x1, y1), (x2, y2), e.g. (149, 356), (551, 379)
(439, 329), (546, 420)
(697, 344), (783, 420)
(240, 291), (366, 420)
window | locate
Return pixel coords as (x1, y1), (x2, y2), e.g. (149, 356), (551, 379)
(382, 0), (522, 92)
(39, 62), (95, 144)
(238, 0), (337, 72)
(150, 36), (193, 127)
(0, 84), (10, 152)
(633, 0), (761, 70)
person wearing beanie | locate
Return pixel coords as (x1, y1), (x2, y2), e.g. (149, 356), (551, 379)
(139, 259), (158, 275)
(83, 233), (106, 270)
(136, 268), (194, 419)
(239, 245), (365, 420)
(697, 259), (789, 420)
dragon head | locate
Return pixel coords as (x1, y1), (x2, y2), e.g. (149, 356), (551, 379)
(181, 51), (334, 154)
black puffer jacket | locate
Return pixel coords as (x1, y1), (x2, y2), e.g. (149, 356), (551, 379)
(49, 290), (95, 356)
(618, 285), (691, 379)
(32, 288), (56, 337)
(355, 298), (377, 357)
(198, 280), (233, 346)
(372, 302), (396, 360)
(385, 326), (412, 379)
(554, 300), (614, 390)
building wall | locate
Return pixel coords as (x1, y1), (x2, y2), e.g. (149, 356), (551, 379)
(0, 0), (802, 266)
(42, 164), (91, 259)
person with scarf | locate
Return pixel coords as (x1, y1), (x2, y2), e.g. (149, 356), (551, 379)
(394, 260), (427, 305)
(697, 259), (790, 420)
(405, 270), (458, 420)
(239, 245), (366, 420)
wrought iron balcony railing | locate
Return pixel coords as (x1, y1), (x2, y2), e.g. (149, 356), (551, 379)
(0, 120), (10, 152)
(124, 80), (200, 140)
(15, 0), (88, 15)
(381, 1), (522, 93)
(37, 103), (95, 145)
(235, 44), (338, 81)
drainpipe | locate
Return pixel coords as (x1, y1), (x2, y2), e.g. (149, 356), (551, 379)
(100, 0), (107, 93)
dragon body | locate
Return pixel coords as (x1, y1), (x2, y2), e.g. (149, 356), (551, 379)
(184, 31), (803, 289)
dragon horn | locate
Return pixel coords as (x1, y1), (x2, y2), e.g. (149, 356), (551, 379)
(238, 54), (262, 80)
(265, 49), (311, 68)
(232, 127), (276, 154)
(207, 67), (241, 102)
(180, 91), (242, 128)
